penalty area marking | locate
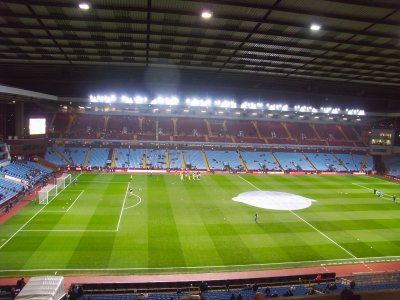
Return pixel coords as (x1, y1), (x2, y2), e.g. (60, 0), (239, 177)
(124, 194), (142, 210)
(238, 175), (357, 259)
(0, 255), (398, 273)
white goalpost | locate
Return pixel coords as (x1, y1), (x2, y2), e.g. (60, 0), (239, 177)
(56, 174), (72, 191)
(38, 184), (58, 205)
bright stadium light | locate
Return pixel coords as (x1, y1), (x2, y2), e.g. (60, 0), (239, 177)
(79, 2), (90, 10)
(133, 96), (148, 104)
(214, 99), (237, 109)
(151, 96), (179, 106)
(201, 10), (213, 19)
(185, 97), (212, 107)
(121, 95), (133, 104)
(310, 23), (321, 31)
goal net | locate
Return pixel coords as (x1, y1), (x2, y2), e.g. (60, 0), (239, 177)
(56, 174), (72, 191)
(38, 184), (57, 205)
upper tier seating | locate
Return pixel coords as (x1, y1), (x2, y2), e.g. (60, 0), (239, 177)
(183, 150), (206, 170)
(209, 120), (225, 136)
(52, 113), (70, 137)
(240, 151), (280, 171)
(314, 124), (345, 140)
(146, 149), (167, 169)
(204, 150), (242, 170)
(286, 122), (318, 140)
(176, 118), (208, 136)
(304, 153), (347, 172)
(226, 120), (257, 137)
(341, 125), (360, 141)
(87, 148), (109, 167)
(274, 152), (314, 171)
(257, 122), (288, 139)
(157, 118), (174, 136)
(106, 116), (140, 139)
(68, 115), (104, 139)
(168, 150), (183, 169)
(45, 147), (66, 166)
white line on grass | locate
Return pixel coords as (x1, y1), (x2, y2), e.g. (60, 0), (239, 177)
(66, 190), (84, 212)
(0, 173), (82, 251)
(116, 183), (130, 231)
(238, 175), (357, 259)
(20, 229), (116, 232)
(0, 255), (399, 273)
(352, 183), (395, 202)
(123, 194), (142, 210)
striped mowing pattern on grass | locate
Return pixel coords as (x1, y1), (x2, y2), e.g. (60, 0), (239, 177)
(0, 173), (398, 276)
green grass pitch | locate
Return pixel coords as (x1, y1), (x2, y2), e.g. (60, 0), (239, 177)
(0, 173), (399, 277)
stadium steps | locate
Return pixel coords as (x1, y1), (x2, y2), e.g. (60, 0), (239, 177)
(237, 151), (248, 172)
(271, 152), (284, 171)
(143, 150), (147, 168)
(180, 151), (186, 169)
(281, 122), (293, 139)
(333, 154), (348, 171)
(337, 125), (350, 141)
(172, 118), (178, 136)
(165, 150), (170, 169)
(111, 149), (117, 168)
(103, 116), (110, 132)
(303, 153), (317, 171)
(253, 121), (263, 139)
(310, 124), (323, 141)
(202, 150), (210, 171)
(205, 119), (212, 136)
(66, 115), (75, 133)
(52, 146), (69, 164)
(83, 148), (91, 167)
(359, 154), (369, 172)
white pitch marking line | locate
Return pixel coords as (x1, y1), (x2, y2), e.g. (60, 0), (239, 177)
(352, 183), (396, 201)
(66, 190), (84, 212)
(0, 255), (399, 273)
(0, 173), (82, 251)
(123, 194), (142, 210)
(238, 175), (357, 259)
(116, 183), (130, 232)
(20, 229), (116, 232)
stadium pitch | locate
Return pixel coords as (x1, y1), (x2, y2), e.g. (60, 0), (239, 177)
(0, 173), (399, 277)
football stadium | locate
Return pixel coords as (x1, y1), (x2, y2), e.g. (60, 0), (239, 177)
(0, 1), (400, 299)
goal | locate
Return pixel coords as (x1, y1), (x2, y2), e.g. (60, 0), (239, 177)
(38, 184), (57, 205)
(56, 174), (72, 191)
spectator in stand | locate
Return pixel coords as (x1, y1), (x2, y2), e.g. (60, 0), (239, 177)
(16, 278), (26, 290)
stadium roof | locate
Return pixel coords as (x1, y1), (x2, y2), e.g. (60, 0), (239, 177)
(0, 0), (399, 111)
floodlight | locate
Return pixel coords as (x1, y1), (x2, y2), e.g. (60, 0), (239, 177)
(79, 2), (90, 10)
(201, 11), (212, 19)
(310, 24), (321, 31)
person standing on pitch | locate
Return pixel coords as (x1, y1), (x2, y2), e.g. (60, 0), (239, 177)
(393, 195), (396, 203)
(254, 212), (258, 222)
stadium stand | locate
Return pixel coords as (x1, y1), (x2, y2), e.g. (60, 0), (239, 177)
(182, 150), (206, 170)
(168, 149), (183, 170)
(274, 152), (314, 171)
(45, 147), (66, 166)
(204, 150), (241, 171)
(87, 148), (110, 167)
(146, 149), (167, 169)
(304, 153), (347, 172)
(0, 177), (23, 203)
(240, 151), (280, 171)
(384, 156), (400, 177)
